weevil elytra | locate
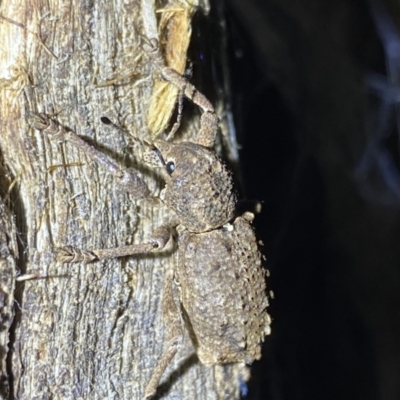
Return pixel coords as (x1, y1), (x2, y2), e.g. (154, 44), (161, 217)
(29, 39), (271, 400)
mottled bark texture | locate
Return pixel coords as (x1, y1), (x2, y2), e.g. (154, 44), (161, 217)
(0, 1), (242, 399)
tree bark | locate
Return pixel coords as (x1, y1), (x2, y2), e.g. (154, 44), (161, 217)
(0, 1), (242, 399)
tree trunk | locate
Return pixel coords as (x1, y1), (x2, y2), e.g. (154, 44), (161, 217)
(0, 1), (242, 399)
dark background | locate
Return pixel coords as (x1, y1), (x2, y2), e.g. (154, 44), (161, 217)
(208, 0), (400, 399)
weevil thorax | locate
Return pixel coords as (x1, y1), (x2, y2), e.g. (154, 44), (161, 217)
(154, 140), (237, 232)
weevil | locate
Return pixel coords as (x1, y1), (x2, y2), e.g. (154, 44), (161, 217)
(29, 40), (271, 399)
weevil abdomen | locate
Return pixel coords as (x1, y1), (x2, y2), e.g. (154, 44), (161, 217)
(177, 215), (271, 365)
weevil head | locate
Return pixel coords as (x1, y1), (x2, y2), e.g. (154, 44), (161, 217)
(152, 140), (237, 232)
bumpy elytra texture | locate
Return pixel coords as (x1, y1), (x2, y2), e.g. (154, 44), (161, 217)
(177, 213), (270, 365)
(155, 140), (237, 233)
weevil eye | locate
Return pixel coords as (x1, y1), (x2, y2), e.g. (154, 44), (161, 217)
(166, 161), (175, 175)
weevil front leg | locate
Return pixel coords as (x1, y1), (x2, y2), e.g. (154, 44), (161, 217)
(166, 85), (185, 141)
(143, 267), (184, 400)
(145, 39), (219, 148)
(57, 220), (179, 263)
(29, 113), (151, 199)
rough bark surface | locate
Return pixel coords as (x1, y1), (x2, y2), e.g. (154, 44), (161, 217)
(0, 1), (242, 399)
(0, 199), (17, 399)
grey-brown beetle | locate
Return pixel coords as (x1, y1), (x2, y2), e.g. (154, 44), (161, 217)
(30, 40), (271, 400)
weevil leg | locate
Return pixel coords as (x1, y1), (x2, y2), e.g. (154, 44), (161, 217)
(56, 220), (178, 263)
(166, 85), (185, 141)
(145, 40), (219, 148)
(29, 113), (151, 199)
(143, 267), (184, 400)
